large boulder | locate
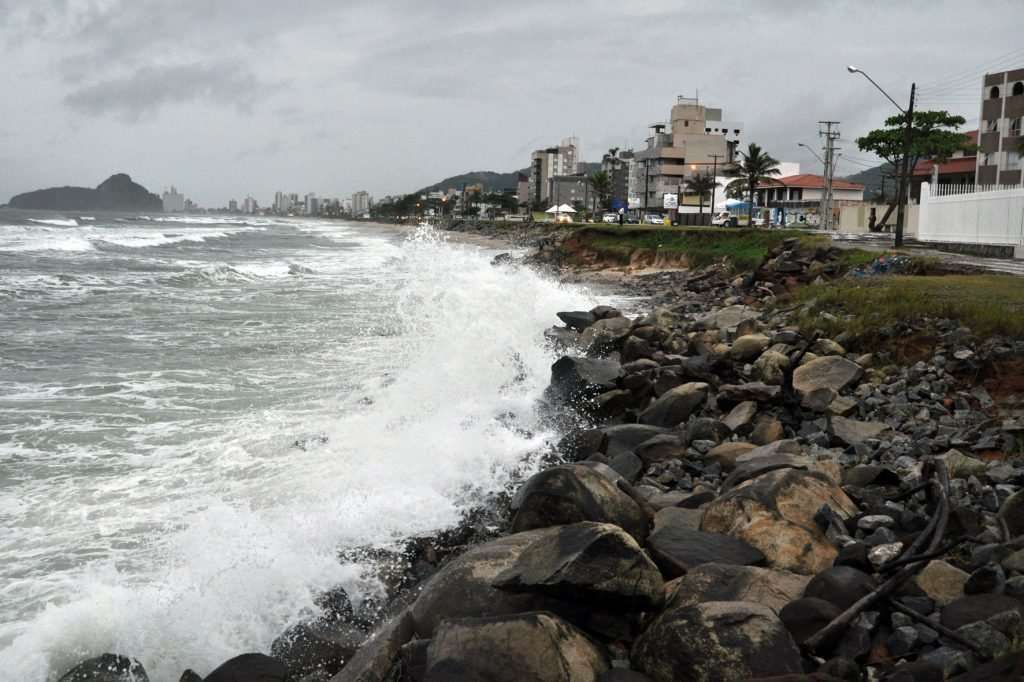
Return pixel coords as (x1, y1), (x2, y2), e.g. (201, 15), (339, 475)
(424, 612), (609, 682)
(664, 563), (810, 614)
(58, 655), (148, 682)
(803, 566), (876, 610)
(579, 316), (633, 352)
(753, 351), (790, 386)
(493, 522), (664, 611)
(701, 468), (857, 574)
(940, 594), (1024, 630)
(779, 597), (843, 646)
(792, 357), (863, 410)
(548, 356), (623, 404)
(511, 465), (649, 543)
(698, 305), (759, 333)
(647, 521), (765, 579)
(270, 619), (366, 678)
(203, 654), (287, 682)
(557, 311), (597, 332)
(638, 383), (709, 428)
(730, 334), (771, 362)
(632, 601), (803, 682)
(722, 401), (758, 434)
(330, 610), (415, 682)
(602, 424), (671, 458)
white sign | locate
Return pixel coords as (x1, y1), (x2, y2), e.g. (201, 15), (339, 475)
(662, 193), (679, 210)
(627, 197), (641, 209)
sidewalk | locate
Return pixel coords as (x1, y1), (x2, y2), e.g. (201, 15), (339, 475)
(829, 231), (1024, 276)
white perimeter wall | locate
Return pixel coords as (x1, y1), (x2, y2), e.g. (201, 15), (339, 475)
(919, 182), (1024, 246)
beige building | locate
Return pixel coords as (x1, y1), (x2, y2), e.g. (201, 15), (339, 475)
(633, 96), (742, 211)
(978, 68), (1024, 185)
(529, 137), (579, 206)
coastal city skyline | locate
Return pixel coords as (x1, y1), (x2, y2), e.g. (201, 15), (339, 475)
(2, 1), (1022, 207)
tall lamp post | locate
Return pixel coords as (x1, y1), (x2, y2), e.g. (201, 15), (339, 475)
(847, 65), (915, 247)
(799, 142), (827, 229)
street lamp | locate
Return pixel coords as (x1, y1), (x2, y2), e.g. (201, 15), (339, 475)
(847, 65), (916, 247)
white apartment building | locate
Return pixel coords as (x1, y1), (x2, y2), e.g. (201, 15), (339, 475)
(528, 137), (580, 206)
(352, 191), (371, 216)
(162, 186), (185, 212)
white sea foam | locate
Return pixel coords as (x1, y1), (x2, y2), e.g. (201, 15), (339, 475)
(0, 227), (599, 680)
(0, 224), (254, 254)
(27, 218), (79, 227)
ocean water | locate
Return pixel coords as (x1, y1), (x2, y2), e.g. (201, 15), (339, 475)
(0, 211), (599, 680)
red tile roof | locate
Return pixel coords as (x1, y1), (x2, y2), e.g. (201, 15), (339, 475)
(756, 174), (864, 190)
(913, 156), (978, 176)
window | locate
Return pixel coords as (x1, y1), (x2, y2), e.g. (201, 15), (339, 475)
(1008, 152), (1022, 170)
(987, 119), (999, 132)
(1014, 82), (1024, 96)
(1012, 118), (1023, 136)
(990, 86), (1001, 99)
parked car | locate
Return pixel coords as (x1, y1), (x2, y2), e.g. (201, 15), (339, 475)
(602, 212), (618, 224)
(644, 214), (664, 225)
(711, 211), (739, 227)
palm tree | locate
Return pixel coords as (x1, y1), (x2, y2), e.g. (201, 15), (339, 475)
(684, 172), (717, 221)
(731, 143), (781, 225)
(588, 171), (613, 211)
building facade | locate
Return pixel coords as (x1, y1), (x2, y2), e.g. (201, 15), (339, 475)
(549, 174), (590, 209)
(162, 186), (185, 212)
(911, 130), (978, 199)
(528, 137), (579, 206)
(633, 96), (742, 212)
(352, 191), (371, 217)
(274, 191), (293, 214)
(978, 68), (1024, 185)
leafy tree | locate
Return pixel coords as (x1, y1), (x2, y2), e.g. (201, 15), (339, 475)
(729, 143), (780, 223)
(588, 170), (613, 210)
(482, 192), (518, 214)
(856, 110), (972, 226)
(684, 172), (717, 217)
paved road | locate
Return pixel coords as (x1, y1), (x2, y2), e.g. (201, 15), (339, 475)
(827, 231), (1024, 276)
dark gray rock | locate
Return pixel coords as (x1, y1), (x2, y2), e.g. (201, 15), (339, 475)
(270, 620), (366, 678)
(511, 465), (648, 542)
(203, 654), (287, 682)
(633, 434), (687, 465)
(888, 625), (921, 657)
(638, 383), (709, 428)
(602, 424), (671, 458)
(632, 601), (802, 682)
(965, 563), (1007, 595)
(803, 566), (876, 611)
(717, 382), (781, 404)
(779, 597), (842, 646)
(999, 490), (1024, 539)
(493, 522), (664, 611)
(557, 311), (597, 332)
(59, 655), (148, 682)
(646, 524), (765, 579)
(423, 612), (609, 682)
(941, 594), (1024, 630)
(548, 356), (623, 404)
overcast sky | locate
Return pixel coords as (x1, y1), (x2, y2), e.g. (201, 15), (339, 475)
(1, 0), (1021, 207)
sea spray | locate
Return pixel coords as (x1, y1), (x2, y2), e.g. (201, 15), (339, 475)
(0, 222), (599, 680)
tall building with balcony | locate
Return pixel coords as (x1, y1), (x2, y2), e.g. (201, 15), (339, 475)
(633, 96), (742, 211)
(528, 137), (579, 206)
(978, 68), (1024, 185)
(352, 191), (371, 217)
(162, 186), (185, 212)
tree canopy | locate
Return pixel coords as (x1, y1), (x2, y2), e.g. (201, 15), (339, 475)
(856, 110), (973, 170)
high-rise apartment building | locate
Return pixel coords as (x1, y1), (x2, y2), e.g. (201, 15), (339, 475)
(978, 68), (1024, 185)
(528, 137), (579, 206)
(633, 96), (742, 211)
(304, 193), (319, 215)
(242, 196), (258, 214)
(352, 191), (371, 217)
(274, 191), (293, 214)
(162, 186), (185, 212)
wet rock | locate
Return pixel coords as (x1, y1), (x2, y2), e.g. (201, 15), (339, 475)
(493, 522), (664, 610)
(750, 416), (785, 445)
(999, 489), (1024, 538)
(956, 621), (1010, 658)
(684, 417), (731, 444)
(548, 356), (623, 404)
(888, 625), (921, 657)
(331, 610), (415, 682)
(633, 434), (687, 465)
(701, 468), (858, 574)
(803, 566), (876, 610)
(602, 424), (671, 457)
(424, 612), (609, 682)
(665, 563), (810, 614)
(646, 521), (765, 579)
(271, 619), (366, 678)
(580, 316), (633, 352)
(914, 560), (969, 607)
(632, 601), (802, 682)
(943, 449), (989, 479)
(868, 542), (903, 568)
(59, 655), (149, 682)
(557, 311), (597, 332)
(948, 651), (1024, 681)
(203, 654), (287, 682)
(779, 597), (842, 646)
(511, 464), (648, 543)
(638, 382), (709, 428)
(698, 305), (759, 333)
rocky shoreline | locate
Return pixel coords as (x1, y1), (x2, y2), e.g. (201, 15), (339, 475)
(59, 231), (1024, 681)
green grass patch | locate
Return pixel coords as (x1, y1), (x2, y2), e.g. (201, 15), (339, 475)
(793, 274), (1024, 343)
(575, 226), (827, 271)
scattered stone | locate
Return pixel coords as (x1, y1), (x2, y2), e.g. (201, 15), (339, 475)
(965, 564), (1006, 595)
(548, 356), (623, 404)
(203, 654), (287, 682)
(58, 655), (149, 682)
(831, 416), (890, 446)
(646, 524), (765, 579)
(705, 442), (756, 471)
(941, 594), (1024, 630)
(915, 560), (969, 607)
(665, 563), (810, 614)
(638, 382), (710, 428)
(803, 566), (876, 610)
(557, 310), (597, 332)
(868, 542), (904, 569)
(792, 356), (864, 409)
(717, 382), (781, 404)
(753, 350), (790, 386)
(779, 597), (842, 646)
(730, 334), (771, 362)
(270, 619), (366, 678)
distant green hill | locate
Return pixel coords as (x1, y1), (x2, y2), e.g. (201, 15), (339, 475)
(842, 162), (896, 200)
(416, 163), (602, 195)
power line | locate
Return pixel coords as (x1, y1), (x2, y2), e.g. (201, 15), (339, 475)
(917, 46), (1024, 91)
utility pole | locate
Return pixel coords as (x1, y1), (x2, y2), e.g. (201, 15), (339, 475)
(643, 157), (651, 218)
(818, 121), (840, 231)
(894, 83), (916, 248)
(709, 154), (723, 225)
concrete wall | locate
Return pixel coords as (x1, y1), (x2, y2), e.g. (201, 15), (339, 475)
(918, 182), (1024, 246)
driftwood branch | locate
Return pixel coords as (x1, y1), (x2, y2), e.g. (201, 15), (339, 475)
(887, 598), (988, 659)
(805, 461), (950, 654)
